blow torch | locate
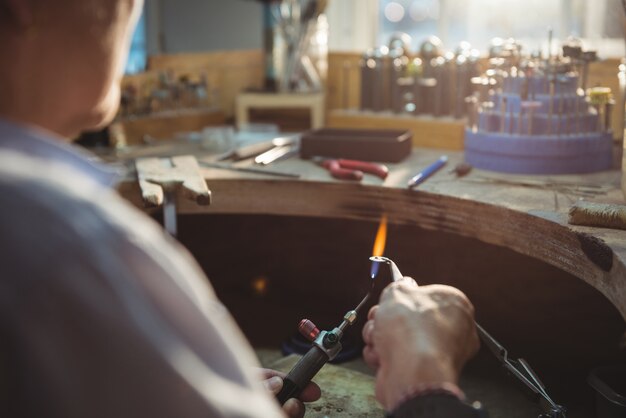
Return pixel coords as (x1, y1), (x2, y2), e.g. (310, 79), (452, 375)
(275, 256), (402, 404)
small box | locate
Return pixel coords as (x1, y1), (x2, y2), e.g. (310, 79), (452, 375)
(300, 128), (412, 163)
(588, 366), (626, 418)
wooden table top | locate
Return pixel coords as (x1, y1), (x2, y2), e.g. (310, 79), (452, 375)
(119, 147), (626, 322)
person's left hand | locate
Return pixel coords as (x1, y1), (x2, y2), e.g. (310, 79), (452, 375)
(258, 368), (322, 418)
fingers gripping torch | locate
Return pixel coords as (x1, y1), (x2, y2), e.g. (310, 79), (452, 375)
(369, 257), (567, 418)
(276, 256), (402, 405)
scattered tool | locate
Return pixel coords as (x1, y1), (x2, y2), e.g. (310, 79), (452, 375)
(219, 140), (274, 162)
(568, 201), (626, 231)
(255, 145), (293, 165)
(477, 325), (567, 418)
(136, 155), (211, 237)
(254, 137), (300, 165)
(220, 135), (298, 162)
(313, 157), (389, 181)
(199, 161), (301, 179)
(588, 87), (613, 133)
(465, 176), (609, 198)
(371, 256), (567, 418)
(407, 155), (448, 188)
(449, 162), (473, 177)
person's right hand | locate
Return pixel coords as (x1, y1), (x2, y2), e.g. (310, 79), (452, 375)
(361, 278), (479, 411)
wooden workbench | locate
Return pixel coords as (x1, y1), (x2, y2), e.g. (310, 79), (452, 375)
(118, 147), (626, 417)
(119, 148), (626, 324)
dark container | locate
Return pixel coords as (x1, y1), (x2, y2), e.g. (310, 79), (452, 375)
(299, 128), (412, 163)
(588, 366), (626, 418)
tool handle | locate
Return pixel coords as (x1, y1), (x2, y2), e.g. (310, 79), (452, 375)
(337, 159), (389, 179)
(330, 167), (363, 181)
(276, 345), (329, 405)
(407, 156), (448, 188)
(323, 160), (363, 181)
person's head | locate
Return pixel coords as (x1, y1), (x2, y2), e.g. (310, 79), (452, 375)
(0, 0), (143, 139)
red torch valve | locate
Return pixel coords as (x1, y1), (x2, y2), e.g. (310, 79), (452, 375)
(298, 319), (320, 342)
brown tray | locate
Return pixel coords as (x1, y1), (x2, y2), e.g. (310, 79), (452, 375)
(299, 128), (412, 162)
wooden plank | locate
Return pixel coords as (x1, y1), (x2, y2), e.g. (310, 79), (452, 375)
(119, 149), (626, 322)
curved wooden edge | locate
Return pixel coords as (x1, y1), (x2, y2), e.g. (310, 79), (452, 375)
(159, 179), (626, 322)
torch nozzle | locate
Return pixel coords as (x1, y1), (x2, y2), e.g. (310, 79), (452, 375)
(369, 256), (404, 282)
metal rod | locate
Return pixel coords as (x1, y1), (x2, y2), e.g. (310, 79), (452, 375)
(163, 190), (177, 237)
(575, 92), (581, 133)
(342, 60), (350, 109)
(500, 97), (507, 133)
(548, 79), (555, 135)
(199, 161), (301, 178)
(547, 27), (553, 63)
(605, 100), (614, 133)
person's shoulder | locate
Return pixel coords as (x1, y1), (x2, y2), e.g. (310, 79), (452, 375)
(0, 149), (128, 229)
(0, 150), (151, 272)
(0, 148), (176, 251)
(0, 149), (216, 304)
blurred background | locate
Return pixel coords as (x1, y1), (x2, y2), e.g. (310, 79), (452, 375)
(125, 0), (626, 74)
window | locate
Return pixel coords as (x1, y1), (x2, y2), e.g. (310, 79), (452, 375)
(125, 10), (147, 74)
(328, 0), (625, 57)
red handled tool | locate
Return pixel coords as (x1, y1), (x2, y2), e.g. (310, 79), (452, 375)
(312, 157), (389, 181)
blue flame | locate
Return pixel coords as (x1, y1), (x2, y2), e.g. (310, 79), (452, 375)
(370, 260), (380, 280)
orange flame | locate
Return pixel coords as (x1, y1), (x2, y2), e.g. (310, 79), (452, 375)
(372, 214), (388, 257)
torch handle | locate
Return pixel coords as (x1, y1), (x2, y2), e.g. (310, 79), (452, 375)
(276, 345), (329, 405)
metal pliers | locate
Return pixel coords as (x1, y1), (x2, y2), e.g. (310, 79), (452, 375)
(476, 325), (567, 418)
(312, 157), (389, 181)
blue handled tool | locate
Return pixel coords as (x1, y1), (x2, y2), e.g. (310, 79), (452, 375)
(407, 155), (448, 189)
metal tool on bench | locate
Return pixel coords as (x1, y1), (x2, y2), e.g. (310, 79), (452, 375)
(312, 157), (389, 181)
(407, 155), (448, 189)
(254, 136), (300, 165)
(370, 256), (567, 418)
(162, 187), (178, 237)
(219, 135), (298, 162)
(477, 325), (567, 418)
(135, 155), (211, 237)
(199, 161), (301, 178)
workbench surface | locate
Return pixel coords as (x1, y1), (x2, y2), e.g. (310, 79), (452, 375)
(120, 147), (626, 322)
